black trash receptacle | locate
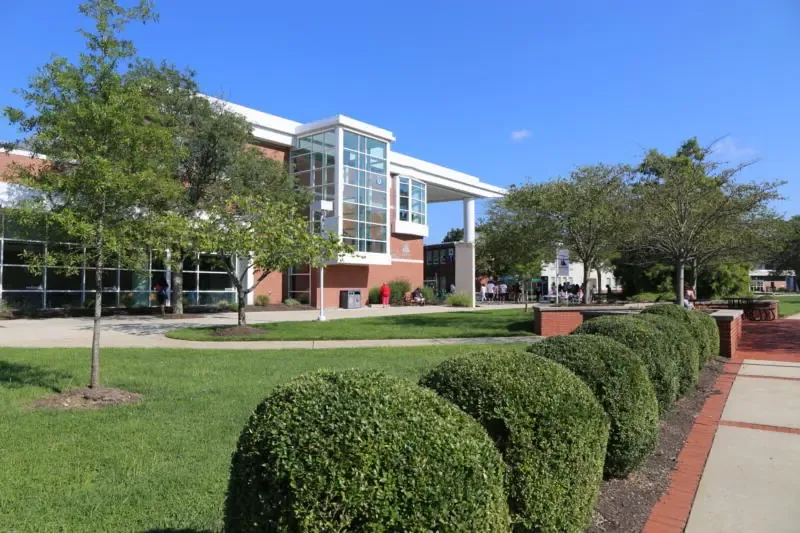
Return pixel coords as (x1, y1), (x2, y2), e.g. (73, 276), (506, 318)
(339, 290), (362, 309)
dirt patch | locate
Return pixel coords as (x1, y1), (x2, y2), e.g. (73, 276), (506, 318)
(211, 326), (265, 337)
(587, 358), (725, 532)
(31, 387), (143, 410)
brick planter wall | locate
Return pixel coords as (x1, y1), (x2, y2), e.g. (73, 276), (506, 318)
(533, 307), (584, 336)
(711, 310), (744, 358)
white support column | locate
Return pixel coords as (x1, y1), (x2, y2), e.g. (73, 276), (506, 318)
(457, 197), (477, 307)
(463, 198), (476, 243)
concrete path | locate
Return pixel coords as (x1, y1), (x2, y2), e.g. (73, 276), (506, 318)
(0, 304), (534, 349)
(681, 321), (800, 533)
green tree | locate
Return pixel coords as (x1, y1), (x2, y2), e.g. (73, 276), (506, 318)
(2, 0), (182, 388)
(442, 227), (464, 242)
(628, 138), (782, 305)
(192, 196), (350, 327)
(768, 215), (800, 284)
(482, 164), (630, 302)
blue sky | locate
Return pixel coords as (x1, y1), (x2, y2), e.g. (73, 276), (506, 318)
(2, 1), (798, 242)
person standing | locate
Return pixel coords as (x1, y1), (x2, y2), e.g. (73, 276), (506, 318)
(499, 281), (508, 303)
(380, 282), (390, 308)
(486, 279), (495, 301)
(153, 275), (169, 318)
(480, 282), (487, 302)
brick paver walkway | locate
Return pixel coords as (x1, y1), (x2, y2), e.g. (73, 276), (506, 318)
(644, 320), (800, 532)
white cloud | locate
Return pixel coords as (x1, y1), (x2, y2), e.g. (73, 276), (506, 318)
(712, 137), (757, 160)
(510, 129), (532, 142)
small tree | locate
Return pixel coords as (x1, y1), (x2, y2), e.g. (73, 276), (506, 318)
(193, 196), (350, 326)
(767, 215), (800, 284)
(629, 138), (782, 305)
(482, 165), (630, 302)
(2, 0), (182, 388)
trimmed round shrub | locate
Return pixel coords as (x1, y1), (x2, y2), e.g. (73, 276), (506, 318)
(527, 335), (659, 477)
(420, 351), (609, 532)
(634, 314), (699, 394)
(574, 315), (680, 415)
(225, 370), (510, 533)
(693, 310), (720, 361)
(641, 304), (712, 366)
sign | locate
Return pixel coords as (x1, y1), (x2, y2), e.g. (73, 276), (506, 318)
(557, 249), (570, 277)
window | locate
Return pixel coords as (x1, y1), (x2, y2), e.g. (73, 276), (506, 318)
(290, 129), (336, 204)
(426, 250), (433, 265)
(397, 176), (426, 225)
(341, 130), (388, 254)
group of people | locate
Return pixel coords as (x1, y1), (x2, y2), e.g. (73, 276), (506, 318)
(479, 279), (522, 303)
(550, 282), (585, 302)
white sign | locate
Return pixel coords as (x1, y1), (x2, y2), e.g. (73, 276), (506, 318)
(557, 249), (570, 277)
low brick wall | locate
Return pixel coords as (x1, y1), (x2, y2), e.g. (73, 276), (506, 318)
(533, 304), (645, 337)
(711, 309), (744, 358)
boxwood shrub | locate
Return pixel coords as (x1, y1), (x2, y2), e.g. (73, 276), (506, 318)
(693, 310), (720, 361)
(420, 351), (608, 533)
(641, 304), (713, 366)
(574, 315), (680, 415)
(527, 335), (659, 477)
(224, 370), (510, 533)
(634, 314), (699, 394)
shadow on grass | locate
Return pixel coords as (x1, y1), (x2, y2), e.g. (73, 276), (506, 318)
(0, 361), (71, 392)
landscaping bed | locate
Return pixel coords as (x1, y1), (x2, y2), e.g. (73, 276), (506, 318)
(0, 303), (312, 320)
(588, 358), (724, 532)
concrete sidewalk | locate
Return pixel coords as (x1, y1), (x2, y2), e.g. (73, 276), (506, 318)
(0, 303), (532, 349)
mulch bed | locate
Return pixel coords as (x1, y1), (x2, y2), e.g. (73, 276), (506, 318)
(31, 387), (143, 410)
(211, 326), (266, 337)
(587, 358), (725, 532)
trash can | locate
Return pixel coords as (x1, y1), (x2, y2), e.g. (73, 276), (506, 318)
(339, 290), (362, 309)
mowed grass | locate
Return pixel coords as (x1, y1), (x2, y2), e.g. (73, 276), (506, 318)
(166, 308), (535, 341)
(778, 295), (800, 317)
(0, 344), (527, 532)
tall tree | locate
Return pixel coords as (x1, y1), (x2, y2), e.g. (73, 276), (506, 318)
(191, 196), (350, 327)
(2, 0), (182, 389)
(442, 227), (464, 243)
(482, 165), (630, 302)
(628, 138), (782, 305)
(767, 215), (800, 283)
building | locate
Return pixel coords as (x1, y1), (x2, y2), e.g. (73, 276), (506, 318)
(0, 98), (505, 309)
(749, 264), (797, 292)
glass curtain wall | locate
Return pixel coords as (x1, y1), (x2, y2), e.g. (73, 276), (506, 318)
(342, 130), (388, 253)
(397, 176), (426, 224)
(0, 211), (234, 309)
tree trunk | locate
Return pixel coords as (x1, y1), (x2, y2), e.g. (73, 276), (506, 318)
(172, 260), (184, 315)
(582, 263), (591, 304)
(596, 268), (602, 297)
(692, 259), (698, 293)
(237, 288), (247, 327)
(90, 254), (103, 389)
(675, 260), (685, 306)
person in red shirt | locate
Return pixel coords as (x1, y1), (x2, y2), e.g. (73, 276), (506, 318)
(380, 282), (391, 307)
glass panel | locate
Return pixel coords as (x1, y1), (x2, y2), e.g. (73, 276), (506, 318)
(399, 197), (409, 210)
(343, 149), (358, 168)
(342, 219), (357, 237)
(367, 173), (385, 190)
(399, 181), (409, 196)
(183, 272), (198, 291)
(84, 269), (119, 291)
(367, 138), (386, 159)
(313, 151), (324, 169)
(182, 255), (198, 271)
(323, 130), (336, 150)
(199, 292), (236, 306)
(342, 237), (358, 248)
(412, 212), (425, 224)
(4, 241), (44, 265)
(366, 241), (385, 253)
(199, 273), (232, 290)
(3, 266), (43, 290)
(412, 186), (424, 201)
(399, 209), (409, 221)
(312, 169), (324, 188)
(3, 213), (46, 240)
(198, 255), (227, 272)
(2, 292), (43, 309)
(298, 136), (313, 152)
(325, 167), (335, 186)
(344, 131), (359, 151)
(412, 199), (424, 213)
(344, 167), (358, 185)
(367, 224), (386, 241)
(292, 154), (311, 173)
(46, 292), (83, 308)
(294, 171), (311, 187)
(368, 157), (385, 174)
(366, 208), (386, 225)
(357, 153), (366, 170)
(370, 191), (386, 207)
(46, 268), (82, 290)
(343, 186), (357, 203)
(343, 203), (357, 220)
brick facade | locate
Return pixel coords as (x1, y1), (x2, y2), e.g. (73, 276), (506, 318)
(715, 312), (744, 359)
(533, 307), (585, 336)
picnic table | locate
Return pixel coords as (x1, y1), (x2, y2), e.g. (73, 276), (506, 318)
(725, 297), (777, 321)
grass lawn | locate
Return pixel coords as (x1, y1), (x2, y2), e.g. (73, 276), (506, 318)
(778, 295), (800, 317)
(0, 343), (527, 532)
(166, 308), (535, 341)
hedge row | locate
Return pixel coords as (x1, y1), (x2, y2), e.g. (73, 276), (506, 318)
(527, 335), (659, 477)
(224, 370), (510, 532)
(420, 352), (609, 532)
(641, 304), (719, 365)
(222, 306), (719, 532)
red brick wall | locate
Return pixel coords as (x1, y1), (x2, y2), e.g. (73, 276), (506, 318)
(717, 314), (744, 358)
(249, 143), (289, 163)
(533, 308), (585, 337)
(252, 270), (284, 305)
(0, 152), (47, 183)
(309, 261), (424, 308)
